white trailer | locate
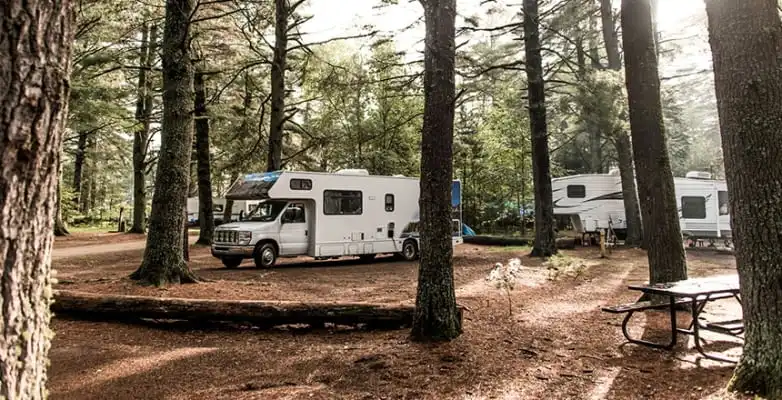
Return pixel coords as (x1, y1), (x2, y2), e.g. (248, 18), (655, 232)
(210, 169), (464, 268)
(552, 170), (731, 241)
(187, 197), (261, 225)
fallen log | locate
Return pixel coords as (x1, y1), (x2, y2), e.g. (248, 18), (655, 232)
(52, 290), (417, 329)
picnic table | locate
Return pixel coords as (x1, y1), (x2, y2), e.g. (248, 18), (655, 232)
(603, 274), (743, 363)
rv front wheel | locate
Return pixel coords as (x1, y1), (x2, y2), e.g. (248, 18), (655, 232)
(401, 240), (419, 261)
(254, 243), (277, 268)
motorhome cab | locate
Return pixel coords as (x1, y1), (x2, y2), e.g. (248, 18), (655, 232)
(552, 170), (731, 243)
(211, 169), (464, 268)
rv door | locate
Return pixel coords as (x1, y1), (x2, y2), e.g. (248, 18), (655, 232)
(279, 202), (309, 256)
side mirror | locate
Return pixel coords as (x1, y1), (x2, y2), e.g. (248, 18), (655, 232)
(281, 209), (295, 223)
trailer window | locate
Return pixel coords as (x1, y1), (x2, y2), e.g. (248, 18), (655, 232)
(718, 191), (729, 215)
(681, 196), (707, 219)
(324, 190), (362, 215)
(385, 194), (395, 212)
(567, 185), (586, 198)
(290, 178), (312, 190)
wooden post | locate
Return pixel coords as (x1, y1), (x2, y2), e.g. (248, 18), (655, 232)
(600, 229), (606, 258)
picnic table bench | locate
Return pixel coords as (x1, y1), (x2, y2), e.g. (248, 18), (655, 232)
(602, 274), (743, 363)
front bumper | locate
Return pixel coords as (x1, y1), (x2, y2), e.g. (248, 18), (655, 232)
(211, 244), (255, 258)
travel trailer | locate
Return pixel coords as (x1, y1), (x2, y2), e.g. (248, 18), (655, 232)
(187, 197), (261, 225)
(210, 169), (464, 268)
(552, 170), (731, 242)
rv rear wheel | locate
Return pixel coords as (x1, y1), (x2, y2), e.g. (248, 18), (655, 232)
(401, 240), (419, 261)
(254, 243), (277, 268)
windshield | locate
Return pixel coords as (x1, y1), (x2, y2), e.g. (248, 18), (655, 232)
(244, 200), (287, 222)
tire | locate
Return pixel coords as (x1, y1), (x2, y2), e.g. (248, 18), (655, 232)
(254, 242), (277, 268)
(222, 257), (242, 269)
(359, 254), (376, 262)
(401, 240), (419, 261)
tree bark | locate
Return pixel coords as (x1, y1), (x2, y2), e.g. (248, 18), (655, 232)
(0, 1), (73, 398)
(131, 0), (199, 286)
(267, 0), (288, 172)
(524, 0), (557, 257)
(194, 71), (214, 245)
(621, 0), (687, 283)
(704, 0), (782, 396)
(130, 23), (157, 233)
(411, 0), (462, 342)
(614, 133), (643, 246)
(53, 290), (417, 328)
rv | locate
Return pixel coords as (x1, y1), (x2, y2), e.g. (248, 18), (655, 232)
(210, 169), (464, 268)
(552, 170), (731, 242)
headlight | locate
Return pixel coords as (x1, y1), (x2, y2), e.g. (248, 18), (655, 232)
(238, 231), (252, 245)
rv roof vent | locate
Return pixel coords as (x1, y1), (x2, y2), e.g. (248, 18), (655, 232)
(335, 168), (370, 176)
(608, 168), (620, 176)
(685, 171), (712, 180)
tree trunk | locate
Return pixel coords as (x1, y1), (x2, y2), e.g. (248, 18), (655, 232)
(194, 71), (214, 245)
(621, 0), (687, 284)
(524, 0), (557, 257)
(223, 172), (239, 223)
(600, 1), (643, 247)
(72, 129), (88, 202)
(600, 0), (621, 70)
(267, 0), (288, 172)
(54, 170), (70, 237)
(0, 1), (73, 397)
(410, 0), (462, 342)
(704, 0), (782, 396)
(79, 135), (95, 214)
(614, 133), (643, 246)
(131, 0), (199, 286)
(130, 23), (157, 234)
(53, 290), (417, 328)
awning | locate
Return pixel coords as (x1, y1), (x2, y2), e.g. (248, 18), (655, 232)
(224, 171), (281, 200)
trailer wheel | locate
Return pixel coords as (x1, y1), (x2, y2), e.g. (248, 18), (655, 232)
(401, 240), (419, 261)
(254, 243), (277, 268)
(221, 257), (242, 269)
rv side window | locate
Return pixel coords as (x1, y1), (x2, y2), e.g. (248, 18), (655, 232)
(681, 196), (707, 219)
(324, 190), (362, 215)
(567, 185), (586, 198)
(385, 194), (394, 212)
(290, 178), (312, 191)
(718, 191), (729, 215)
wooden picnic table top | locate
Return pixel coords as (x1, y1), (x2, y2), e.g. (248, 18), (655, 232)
(628, 274), (740, 298)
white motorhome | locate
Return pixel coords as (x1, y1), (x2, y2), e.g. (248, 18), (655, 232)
(552, 170), (731, 241)
(210, 169), (464, 268)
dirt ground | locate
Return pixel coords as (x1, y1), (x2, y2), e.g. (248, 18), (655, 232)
(49, 233), (749, 400)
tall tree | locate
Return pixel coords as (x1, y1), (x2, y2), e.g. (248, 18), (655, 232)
(0, 0), (73, 397)
(131, 0), (199, 285)
(620, 0), (687, 283)
(704, 0), (782, 396)
(410, 0), (462, 342)
(599, 0), (643, 247)
(267, 0), (288, 172)
(524, 0), (557, 257)
(194, 70), (214, 244)
(130, 22), (158, 233)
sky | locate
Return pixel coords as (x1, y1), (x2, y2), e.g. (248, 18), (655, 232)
(302, 0), (712, 74)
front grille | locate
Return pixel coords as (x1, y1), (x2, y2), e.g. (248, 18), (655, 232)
(215, 230), (238, 244)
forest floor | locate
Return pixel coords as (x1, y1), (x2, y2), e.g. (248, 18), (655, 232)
(49, 232), (750, 400)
